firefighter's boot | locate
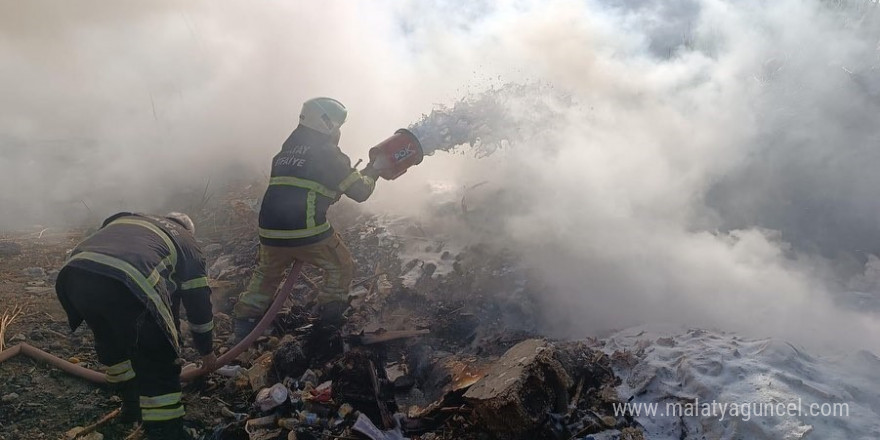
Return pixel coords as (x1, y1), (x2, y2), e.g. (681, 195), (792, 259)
(144, 418), (188, 440)
(117, 380), (141, 424)
(229, 317), (258, 345)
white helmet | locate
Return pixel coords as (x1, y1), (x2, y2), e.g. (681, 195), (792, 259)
(299, 97), (347, 135)
(166, 212), (195, 235)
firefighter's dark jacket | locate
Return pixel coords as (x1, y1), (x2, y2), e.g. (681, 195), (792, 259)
(259, 126), (376, 247)
(56, 213), (214, 355)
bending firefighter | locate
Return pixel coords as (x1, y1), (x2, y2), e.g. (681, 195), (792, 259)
(232, 97), (379, 341)
(55, 212), (215, 440)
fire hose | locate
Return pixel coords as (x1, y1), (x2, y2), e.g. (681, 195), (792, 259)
(0, 261), (304, 385)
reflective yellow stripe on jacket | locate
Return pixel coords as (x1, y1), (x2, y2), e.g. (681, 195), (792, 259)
(306, 190), (317, 228)
(66, 251), (180, 351)
(265, 176), (338, 240)
(179, 277), (208, 290)
(109, 218), (179, 290)
(338, 170), (374, 192)
(269, 176), (338, 198)
(109, 218), (179, 269)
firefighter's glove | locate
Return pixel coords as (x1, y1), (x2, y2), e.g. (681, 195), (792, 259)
(200, 352), (218, 373)
(362, 163), (382, 179)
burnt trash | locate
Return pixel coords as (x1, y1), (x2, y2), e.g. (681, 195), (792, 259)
(407, 354), (487, 407)
(305, 327), (345, 364)
(463, 339), (572, 436)
(246, 352), (274, 391)
(217, 365), (246, 378)
(392, 375), (416, 390)
(271, 338), (309, 383)
(433, 307), (479, 346)
(352, 412), (409, 440)
(161, 198), (641, 439)
(331, 348), (398, 427)
(206, 423), (249, 440)
(272, 305), (312, 336)
(254, 383), (289, 412)
(404, 344), (434, 384)
(553, 341), (619, 392)
(299, 369), (318, 386)
(304, 380), (333, 405)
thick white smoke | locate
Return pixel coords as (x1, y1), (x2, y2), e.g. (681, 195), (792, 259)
(0, 1), (434, 226)
(376, 0), (880, 351)
(3, 0), (880, 351)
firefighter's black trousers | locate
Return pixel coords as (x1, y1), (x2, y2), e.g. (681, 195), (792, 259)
(57, 267), (184, 427)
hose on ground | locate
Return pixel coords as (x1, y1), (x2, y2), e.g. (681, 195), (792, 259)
(181, 260), (303, 381)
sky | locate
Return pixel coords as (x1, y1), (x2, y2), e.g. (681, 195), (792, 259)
(3, 0), (880, 351)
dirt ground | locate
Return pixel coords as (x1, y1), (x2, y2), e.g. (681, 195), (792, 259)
(0, 229), (245, 440)
(0, 229), (138, 439)
(0, 183), (263, 439)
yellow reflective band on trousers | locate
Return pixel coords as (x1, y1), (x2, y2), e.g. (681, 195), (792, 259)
(106, 360), (135, 383)
(269, 176), (338, 198)
(259, 222), (331, 240)
(306, 190), (317, 228)
(140, 392), (182, 408)
(142, 405), (185, 421)
(106, 369), (135, 383)
(180, 277), (208, 290)
(189, 320), (214, 333)
(67, 251), (180, 351)
(108, 219), (178, 270)
(107, 360), (132, 375)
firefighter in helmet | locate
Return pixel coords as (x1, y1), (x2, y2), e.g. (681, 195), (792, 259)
(231, 97), (380, 342)
(55, 212), (215, 439)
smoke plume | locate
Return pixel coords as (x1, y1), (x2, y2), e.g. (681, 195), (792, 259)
(3, 0), (880, 351)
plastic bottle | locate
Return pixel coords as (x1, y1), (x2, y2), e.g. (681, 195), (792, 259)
(256, 383), (289, 412)
(298, 411), (322, 426)
(216, 365), (246, 377)
(337, 403), (353, 419)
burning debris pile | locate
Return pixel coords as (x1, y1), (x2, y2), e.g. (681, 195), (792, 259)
(173, 186), (645, 440)
(0, 181), (645, 440)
